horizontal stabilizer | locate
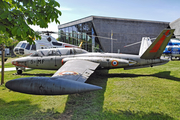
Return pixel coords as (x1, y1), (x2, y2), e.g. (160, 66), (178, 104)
(140, 29), (175, 59)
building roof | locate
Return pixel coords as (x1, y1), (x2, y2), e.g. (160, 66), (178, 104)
(58, 15), (169, 29)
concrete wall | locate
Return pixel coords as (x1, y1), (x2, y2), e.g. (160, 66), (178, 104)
(92, 16), (169, 54)
(170, 18), (180, 39)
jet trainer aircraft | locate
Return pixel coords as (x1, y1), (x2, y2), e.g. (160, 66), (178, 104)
(6, 29), (174, 95)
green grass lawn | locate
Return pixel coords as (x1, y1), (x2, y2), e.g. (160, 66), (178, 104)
(0, 62), (14, 68)
(0, 57), (18, 68)
(0, 61), (180, 120)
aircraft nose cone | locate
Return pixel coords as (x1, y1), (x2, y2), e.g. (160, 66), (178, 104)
(11, 57), (29, 67)
(14, 48), (19, 55)
(19, 48), (24, 55)
(11, 60), (17, 65)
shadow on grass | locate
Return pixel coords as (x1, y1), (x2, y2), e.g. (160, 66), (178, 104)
(13, 69), (54, 77)
(108, 71), (180, 81)
(57, 70), (174, 120)
(20, 73), (53, 76)
(57, 70), (109, 119)
(0, 98), (61, 120)
(6, 70), (177, 119)
(0, 98), (39, 120)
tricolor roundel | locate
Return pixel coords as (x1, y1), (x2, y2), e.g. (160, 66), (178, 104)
(111, 60), (118, 67)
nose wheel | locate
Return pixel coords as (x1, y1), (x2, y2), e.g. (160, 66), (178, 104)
(17, 70), (22, 74)
(16, 67), (23, 74)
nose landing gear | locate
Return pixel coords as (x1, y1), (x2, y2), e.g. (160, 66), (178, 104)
(17, 70), (22, 74)
(16, 67), (23, 74)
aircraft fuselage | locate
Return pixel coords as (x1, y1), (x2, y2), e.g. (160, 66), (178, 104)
(13, 52), (169, 71)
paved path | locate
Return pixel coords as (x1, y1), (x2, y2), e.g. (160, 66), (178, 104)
(0, 67), (17, 72)
(0, 67), (31, 72)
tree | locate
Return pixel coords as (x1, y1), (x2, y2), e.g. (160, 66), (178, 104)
(0, 32), (18, 58)
(0, 32), (11, 85)
(0, 0), (62, 43)
(0, 0), (62, 85)
(0, 32), (18, 46)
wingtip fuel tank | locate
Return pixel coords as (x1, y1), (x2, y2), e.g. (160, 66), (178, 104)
(5, 77), (102, 95)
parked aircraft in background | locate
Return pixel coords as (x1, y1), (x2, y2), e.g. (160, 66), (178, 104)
(13, 31), (79, 56)
(6, 29), (174, 95)
(162, 38), (180, 60)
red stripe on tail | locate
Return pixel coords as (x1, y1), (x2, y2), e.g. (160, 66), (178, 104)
(150, 30), (170, 53)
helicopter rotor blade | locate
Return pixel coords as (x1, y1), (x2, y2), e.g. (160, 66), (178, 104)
(41, 31), (57, 34)
(124, 41), (141, 48)
(124, 38), (156, 48)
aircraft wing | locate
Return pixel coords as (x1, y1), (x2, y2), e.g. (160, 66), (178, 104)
(52, 60), (99, 83)
(5, 60), (101, 95)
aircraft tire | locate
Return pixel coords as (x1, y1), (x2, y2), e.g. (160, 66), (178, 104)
(17, 70), (22, 74)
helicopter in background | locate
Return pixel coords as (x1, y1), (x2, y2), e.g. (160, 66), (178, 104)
(162, 38), (180, 60)
(13, 31), (79, 56)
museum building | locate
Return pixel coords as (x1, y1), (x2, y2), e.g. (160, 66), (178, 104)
(58, 16), (169, 54)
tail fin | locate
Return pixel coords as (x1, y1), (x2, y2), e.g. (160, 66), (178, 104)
(140, 29), (175, 59)
(139, 37), (152, 56)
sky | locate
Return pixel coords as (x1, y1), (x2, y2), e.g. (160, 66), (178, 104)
(30, 0), (180, 38)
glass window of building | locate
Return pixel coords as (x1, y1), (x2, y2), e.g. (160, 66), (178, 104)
(65, 27), (69, 43)
(61, 28), (66, 42)
(73, 25), (78, 45)
(58, 21), (103, 52)
(77, 24), (82, 32)
(68, 26), (73, 44)
(58, 29), (62, 40)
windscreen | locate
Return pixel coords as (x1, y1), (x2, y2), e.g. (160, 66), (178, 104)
(31, 44), (36, 50)
(20, 43), (27, 48)
(15, 42), (22, 47)
(25, 44), (31, 50)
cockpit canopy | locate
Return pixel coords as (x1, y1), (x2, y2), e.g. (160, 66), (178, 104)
(30, 48), (87, 57)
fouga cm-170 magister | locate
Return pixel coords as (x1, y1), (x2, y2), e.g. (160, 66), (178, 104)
(6, 29), (174, 95)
